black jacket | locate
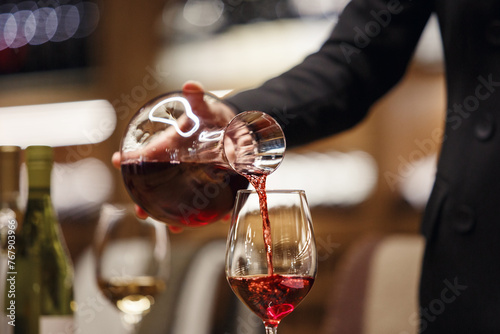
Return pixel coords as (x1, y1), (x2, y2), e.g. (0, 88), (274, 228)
(226, 0), (500, 332)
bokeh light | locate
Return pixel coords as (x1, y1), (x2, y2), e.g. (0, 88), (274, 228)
(0, 1), (99, 50)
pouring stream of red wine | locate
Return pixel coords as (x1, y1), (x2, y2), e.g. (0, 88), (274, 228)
(242, 172), (273, 276)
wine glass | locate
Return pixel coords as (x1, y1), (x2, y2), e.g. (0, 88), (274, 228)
(225, 190), (317, 334)
(94, 203), (169, 333)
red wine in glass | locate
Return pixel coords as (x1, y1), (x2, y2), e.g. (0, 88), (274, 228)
(228, 274), (315, 327)
(121, 160), (248, 227)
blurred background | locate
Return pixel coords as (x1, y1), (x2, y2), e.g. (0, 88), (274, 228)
(0, 0), (445, 333)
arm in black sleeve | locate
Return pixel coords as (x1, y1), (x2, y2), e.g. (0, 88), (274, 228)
(224, 0), (434, 147)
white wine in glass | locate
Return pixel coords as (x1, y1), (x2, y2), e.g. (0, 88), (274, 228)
(94, 204), (169, 333)
(226, 190), (317, 334)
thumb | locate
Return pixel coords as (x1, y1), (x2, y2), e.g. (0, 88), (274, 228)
(182, 80), (204, 94)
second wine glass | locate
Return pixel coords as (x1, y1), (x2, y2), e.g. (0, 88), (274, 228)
(94, 203), (170, 333)
(225, 190), (317, 334)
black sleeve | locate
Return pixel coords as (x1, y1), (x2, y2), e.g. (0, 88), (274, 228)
(224, 0), (434, 147)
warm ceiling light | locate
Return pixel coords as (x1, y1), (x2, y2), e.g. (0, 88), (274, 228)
(0, 99), (116, 147)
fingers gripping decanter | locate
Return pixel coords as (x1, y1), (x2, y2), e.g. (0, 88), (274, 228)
(120, 91), (286, 227)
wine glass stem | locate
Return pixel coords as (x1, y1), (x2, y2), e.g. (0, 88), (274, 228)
(121, 313), (142, 334)
(265, 325), (278, 334)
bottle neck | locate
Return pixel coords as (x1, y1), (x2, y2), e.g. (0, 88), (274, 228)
(24, 148), (57, 234)
(26, 146), (54, 198)
(27, 163), (52, 197)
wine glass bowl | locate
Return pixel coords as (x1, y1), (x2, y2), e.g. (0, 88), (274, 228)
(225, 190), (317, 333)
(94, 203), (169, 332)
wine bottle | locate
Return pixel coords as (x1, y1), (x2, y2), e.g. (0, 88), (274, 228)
(7, 146), (75, 334)
(0, 146), (23, 333)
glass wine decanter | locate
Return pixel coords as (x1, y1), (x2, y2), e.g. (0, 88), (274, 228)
(120, 90), (285, 228)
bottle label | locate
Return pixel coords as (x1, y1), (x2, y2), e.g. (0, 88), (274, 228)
(40, 316), (74, 334)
